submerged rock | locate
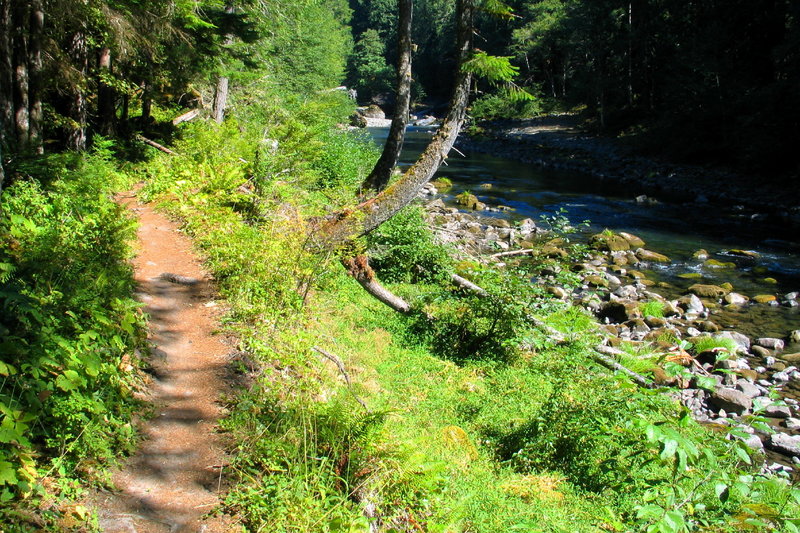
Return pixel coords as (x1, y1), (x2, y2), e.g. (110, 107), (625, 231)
(636, 248), (671, 263)
(688, 284), (730, 299)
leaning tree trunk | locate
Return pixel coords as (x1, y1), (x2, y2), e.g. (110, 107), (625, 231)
(359, 0), (414, 194)
(317, 0), (475, 313)
(28, 0), (43, 154)
(318, 0), (473, 248)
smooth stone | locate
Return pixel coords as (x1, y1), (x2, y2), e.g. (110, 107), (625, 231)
(678, 272), (703, 280)
(741, 434), (764, 451)
(727, 249), (760, 258)
(619, 232), (645, 248)
(736, 369), (759, 381)
(765, 404), (793, 418)
(773, 371), (790, 382)
(756, 338), (785, 352)
(724, 292), (749, 306)
(784, 418), (800, 430)
(714, 331), (751, 354)
(636, 248), (671, 263)
(736, 381), (761, 399)
(704, 259), (736, 269)
(693, 249), (709, 261)
(753, 294), (778, 304)
(709, 387), (752, 414)
(590, 233), (631, 252)
(688, 284), (730, 298)
(751, 345), (772, 358)
(767, 433), (800, 456)
(782, 353), (800, 363)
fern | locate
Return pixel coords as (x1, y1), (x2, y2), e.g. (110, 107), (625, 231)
(479, 0), (517, 19)
(462, 50), (519, 84)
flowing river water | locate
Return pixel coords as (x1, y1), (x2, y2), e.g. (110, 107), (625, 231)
(369, 126), (800, 344)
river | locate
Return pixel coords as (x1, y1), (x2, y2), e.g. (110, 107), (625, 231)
(368, 126), (800, 342)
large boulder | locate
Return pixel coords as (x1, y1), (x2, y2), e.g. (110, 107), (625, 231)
(767, 433), (800, 456)
(709, 387), (752, 414)
(636, 248), (671, 263)
(362, 104), (385, 119)
(688, 284), (730, 299)
(589, 233), (631, 252)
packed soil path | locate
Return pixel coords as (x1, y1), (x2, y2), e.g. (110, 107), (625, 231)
(92, 189), (235, 532)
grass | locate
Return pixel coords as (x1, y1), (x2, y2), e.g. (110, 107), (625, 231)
(128, 100), (800, 532)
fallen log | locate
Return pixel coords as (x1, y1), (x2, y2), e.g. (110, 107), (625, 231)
(172, 109), (200, 125)
(136, 134), (177, 156)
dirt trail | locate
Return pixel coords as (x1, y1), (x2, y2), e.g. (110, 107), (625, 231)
(92, 190), (235, 532)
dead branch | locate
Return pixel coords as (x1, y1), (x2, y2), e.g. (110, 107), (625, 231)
(312, 346), (369, 411)
(490, 248), (536, 258)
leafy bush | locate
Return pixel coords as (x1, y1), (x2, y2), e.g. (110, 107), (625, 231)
(640, 300), (666, 318)
(0, 148), (145, 510)
(470, 92), (542, 121)
(367, 204), (453, 284)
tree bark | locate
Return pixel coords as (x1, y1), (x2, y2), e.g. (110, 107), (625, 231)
(212, 2), (235, 124)
(359, 0), (414, 194)
(342, 256), (411, 313)
(0, 0), (12, 167)
(67, 31), (88, 151)
(97, 46), (115, 136)
(12, 1), (30, 150)
(316, 0), (474, 248)
(28, 0), (43, 154)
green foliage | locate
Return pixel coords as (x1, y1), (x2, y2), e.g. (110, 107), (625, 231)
(347, 28), (393, 102)
(691, 336), (739, 356)
(0, 148), (145, 513)
(367, 205), (453, 284)
(640, 301), (666, 318)
(470, 92), (543, 121)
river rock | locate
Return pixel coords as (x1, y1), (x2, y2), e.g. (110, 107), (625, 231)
(709, 387), (752, 414)
(727, 249), (760, 259)
(699, 320), (721, 333)
(741, 434), (764, 451)
(753, 294), (777, 304)
(791, 331), (800, 344)
(599, 300), (641, 323)
(764, 404), (793, 418)
(778, 354), (800, 367)
(619, 231), (645, 248)
(590, 233), (630, 252)
(363, 104), (385, 119)
(736, 381), (761, 399)
(678, 294), (705, 315)
(704, 259), (736, 269)
(636, 248), (671, 263)
(714, 331), (751, 354)
(756, 338), (785, 352)
(547, 286), (568, 299)
(688, 284), (730, 299)
(751, 345), (772, 358)
(724, 292), (749, 306)
(767, 433), (800, 456)
(693, 249), (709, 261)
(784, 418), (800, 430)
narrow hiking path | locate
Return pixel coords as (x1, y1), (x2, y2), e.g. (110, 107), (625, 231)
(92, 189), (236, 532)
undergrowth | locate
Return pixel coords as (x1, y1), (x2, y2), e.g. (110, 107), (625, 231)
(134, 97), (800, 532)
(0, 143), (146, 527)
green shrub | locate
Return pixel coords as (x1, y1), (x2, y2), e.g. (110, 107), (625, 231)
(367, 204), (454, 284)
(640, 300), (665, 318)
(0, 148), (145, 509)
(470, 92), (542, 121)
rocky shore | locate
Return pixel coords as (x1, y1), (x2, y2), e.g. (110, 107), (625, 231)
(455, 117), (800, 229)
(419, 189), (800, 474)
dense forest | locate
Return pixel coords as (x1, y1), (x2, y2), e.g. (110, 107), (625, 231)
(348, 0), (799, 174)
(2, 0), (800, 531)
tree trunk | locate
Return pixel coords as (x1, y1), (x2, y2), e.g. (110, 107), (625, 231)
(97, 47), (115, 136)
(67, 32), (88, 151)
(212, 2), (235, 124)
(317, 0), (474, 248)
(140, 80), (152, 126)
(28, 0), (43, 154)
(12, 1), (30, 150)
(342, 256), (411, 313)
(212, 76), (229, 123)
(359, 0), (414, 194)
(0, 0), (12, 165)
